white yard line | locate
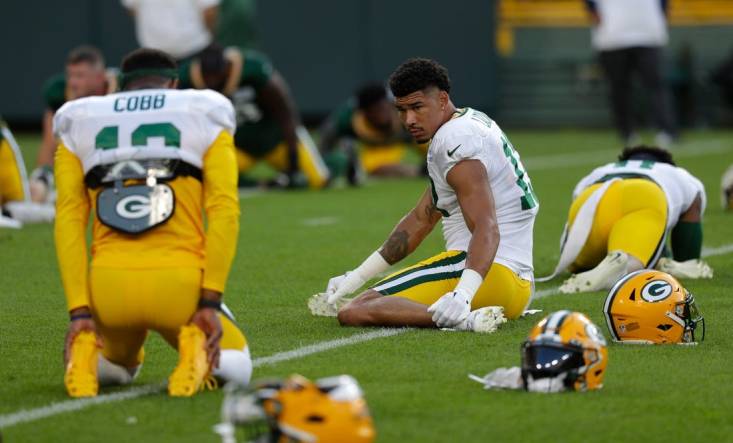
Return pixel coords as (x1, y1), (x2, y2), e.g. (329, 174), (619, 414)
(301, 216), (340, 227)
(0, 329), (407, 429)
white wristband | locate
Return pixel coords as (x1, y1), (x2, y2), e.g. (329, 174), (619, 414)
(454, 268), (484, 302)
(354, 251), (390, 281)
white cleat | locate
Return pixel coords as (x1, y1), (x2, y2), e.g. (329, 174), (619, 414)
(4, 201), (55, 223)
(559, 251), (628, 294)
(455, 306), (507, 333)
(0, 213), (22, 229)
(656, 257), (713, 279)
(307, 292), (352, 317)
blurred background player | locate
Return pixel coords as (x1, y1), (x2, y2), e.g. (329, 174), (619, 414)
(321, 58), (538, 331)
(31, 45), (117, 203)
(586, 0), (676, 147)
(180, 44), (329, 189)
(122, 0), (219, 62)
(319, 83), (425, 185)
(0, 118), (54, 227)
(543, 146), (712, 294)
(56, 48), (251, 398)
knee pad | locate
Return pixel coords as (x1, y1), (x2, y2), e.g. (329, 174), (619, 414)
(214, 347), (252, 387)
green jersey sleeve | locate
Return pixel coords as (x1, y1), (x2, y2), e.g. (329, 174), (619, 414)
(334, 101), (357, 138)
(43, 73), (67, 111)
(240, 49), (274, 90)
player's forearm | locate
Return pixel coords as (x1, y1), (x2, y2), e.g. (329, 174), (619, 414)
(203, 209), (239, 292)
(464, 221), (500, 277)
(37, 111), (57, 166)
(54, 146), (91, 311)
(262, 75), (301, 171)
(379, 210), (435, 265)
(202, 132), (241, 292)
(203, 5), (219, 33)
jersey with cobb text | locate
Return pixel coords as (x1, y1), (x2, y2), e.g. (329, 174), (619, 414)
(53, 88), (235, 172)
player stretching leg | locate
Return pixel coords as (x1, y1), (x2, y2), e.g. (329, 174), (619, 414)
(317, 58), (539, 331)
(55, 49), (251, 397)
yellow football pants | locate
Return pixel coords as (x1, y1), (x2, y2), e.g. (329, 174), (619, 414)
(236, 140), (329, 189)
(568, 178), (667, 271)
(360, 142), (428, 174)
(371, 250), (531, 319)
(89, 267), (247, 368)
(360, 143), (407, 174)
(0, 139), (25, 204)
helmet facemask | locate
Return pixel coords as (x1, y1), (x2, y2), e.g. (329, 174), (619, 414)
(520, 341), (588, 393)
(673, 291), (705, 344)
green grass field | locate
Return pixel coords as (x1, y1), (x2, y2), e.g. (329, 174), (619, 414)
(1, 130), (732, 442)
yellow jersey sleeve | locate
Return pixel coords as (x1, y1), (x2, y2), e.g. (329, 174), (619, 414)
(54, 144), (91, 312)
(202, 130), (240, 293)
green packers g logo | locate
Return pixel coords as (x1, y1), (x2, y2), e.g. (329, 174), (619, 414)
(641, 280), (673, 303)
(115, 195), (151, 219)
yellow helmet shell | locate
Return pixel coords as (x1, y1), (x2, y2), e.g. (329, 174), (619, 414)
(523, 311), (608, 391)
(603, 270), (705, 344)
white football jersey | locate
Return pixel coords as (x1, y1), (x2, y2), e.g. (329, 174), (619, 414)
(53, 88), (235, 171)
(427, 108), (538, 280)
(573, 160), (706, 230)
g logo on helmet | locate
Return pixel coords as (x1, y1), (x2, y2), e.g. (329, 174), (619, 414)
(116, 195), (151, 219)
(641, 280), (673, 302)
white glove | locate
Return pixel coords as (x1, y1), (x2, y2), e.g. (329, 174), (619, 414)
(428, 268), (483, 327)
(428, 290), (472, 328)
(325, 251), (390, 304)
(326, 271), (366, 304)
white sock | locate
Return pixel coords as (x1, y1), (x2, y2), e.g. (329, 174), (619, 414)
(214, 347), (252, 387)
(97, 355), (140, 386)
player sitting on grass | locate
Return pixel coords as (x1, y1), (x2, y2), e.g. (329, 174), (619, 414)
(314, 58), (539, 331)
(319, 82), (426, 185)
(179, 44), (329, 189)
(541, 146), (713, 294)
(56, 48), (251, 397)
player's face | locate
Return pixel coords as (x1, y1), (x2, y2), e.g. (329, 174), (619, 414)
(364, 99), (395, 132)
(394, 88), (446, 143)
(66, 62), (106, 99)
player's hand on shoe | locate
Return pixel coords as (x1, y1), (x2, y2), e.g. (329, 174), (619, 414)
(191, 290), (223, 369)
(428, 290), (472, 328)
(64, 306), (102, 366)
(326, 271), (366, 304)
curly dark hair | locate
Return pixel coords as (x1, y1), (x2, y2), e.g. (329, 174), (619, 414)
(618, 145), (676, 166)
(388, 58), (451, 98)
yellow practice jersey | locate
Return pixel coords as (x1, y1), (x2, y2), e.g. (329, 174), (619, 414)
(53, 88), (239, 311)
